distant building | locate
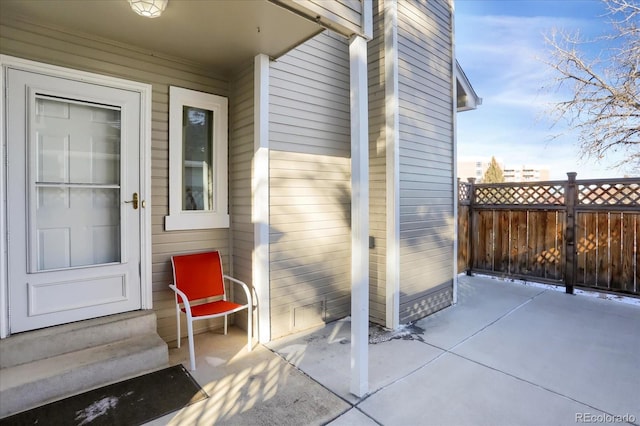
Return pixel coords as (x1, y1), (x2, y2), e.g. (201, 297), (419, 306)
(458, 157), (549, 183)
(503, 165), (550, 182)
(458, 157), (503, 183)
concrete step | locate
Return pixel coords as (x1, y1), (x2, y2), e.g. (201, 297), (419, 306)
(0, 311), (169, 418)
(0, 333), (168, 418)
(1, 310), (159, 369)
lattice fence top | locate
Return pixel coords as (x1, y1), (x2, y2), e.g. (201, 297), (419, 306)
(459, 177), (639, 208)
(458, 181), (471, 202)
(474, 184), (565, 206)
(578, 181), (640, 206)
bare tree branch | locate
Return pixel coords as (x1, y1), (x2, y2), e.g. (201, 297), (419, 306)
(542, 0), (640, 174)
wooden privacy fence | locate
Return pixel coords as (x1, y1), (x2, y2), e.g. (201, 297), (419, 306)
(458, 174), (640, 296)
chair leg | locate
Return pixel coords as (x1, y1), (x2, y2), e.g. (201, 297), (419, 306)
(224, 314), (228, 335)
(176, 304), (181, 349)
(247, 306), (252, 351)
(187, 318), (196, 371)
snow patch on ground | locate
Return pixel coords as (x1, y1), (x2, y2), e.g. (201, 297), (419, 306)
(369, 323), (425, 344)
(472, 274), (640, 307)
(73, 391), (135, 425)
(336, 314), (428, 344)
(74, 396), (118, 425)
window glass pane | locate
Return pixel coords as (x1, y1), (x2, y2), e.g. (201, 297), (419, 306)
(182, 106), (214, 211)
(35, 98), (121, 185)
(33, 98), (121, 271)
(36, 188), (120, 269)
(166, 86), (229, 230)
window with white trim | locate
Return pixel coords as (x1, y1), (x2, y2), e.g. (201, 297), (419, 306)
(165, 86), (229, 230)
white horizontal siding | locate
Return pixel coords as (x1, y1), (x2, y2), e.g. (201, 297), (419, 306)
(396, 0), (454, 322)
(229, 63), (255, 304)
(266, 30), (352, 338)
(269, 31), (350, 157)
(307, 0), (364, 36)
(269, 150), (351, 338)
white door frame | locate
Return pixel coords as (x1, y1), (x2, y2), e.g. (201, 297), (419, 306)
(0, 55), (153, 339)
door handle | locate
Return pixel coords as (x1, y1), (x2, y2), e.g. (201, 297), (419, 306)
(124, 192), (139, 209)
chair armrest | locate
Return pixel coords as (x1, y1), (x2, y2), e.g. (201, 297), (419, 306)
(169, 284), (193, 313)
(223, 275), (252, 307)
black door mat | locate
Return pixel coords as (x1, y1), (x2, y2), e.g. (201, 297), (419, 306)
(1, 364), (208, 426)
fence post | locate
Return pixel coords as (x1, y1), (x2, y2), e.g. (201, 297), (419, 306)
(466, 178), (476, 276)
(564, 172), (577, 294)
(457, 178), (462, 273)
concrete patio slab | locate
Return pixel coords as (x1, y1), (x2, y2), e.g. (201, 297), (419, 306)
(145, 329), (349, 426)
(267, 318), (444, 404)
(452, 286), (640, 421)
(358, 351), (609, 426)
(327, 407), (378, 425)
(145, 275), (639, 426)
(414, 275), (546, 350)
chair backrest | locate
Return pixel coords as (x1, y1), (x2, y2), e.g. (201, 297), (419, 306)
(171, 251), (226, 303)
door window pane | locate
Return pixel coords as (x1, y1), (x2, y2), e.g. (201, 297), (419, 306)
(182, 106), (214, 211)
(33, 97), (122, 271)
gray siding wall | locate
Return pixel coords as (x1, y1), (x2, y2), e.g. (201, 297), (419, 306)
(229, 62), (255, 327)
(396, 0), (454, 323)
(268, 31), (352, 338)
(0, 17), (240, 344)
(306, 0), (364, 36)
(270, 32), (351, 157)
(367, 0), (388, 326)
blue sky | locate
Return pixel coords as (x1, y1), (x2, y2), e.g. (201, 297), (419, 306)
(454, 0), (635, 179)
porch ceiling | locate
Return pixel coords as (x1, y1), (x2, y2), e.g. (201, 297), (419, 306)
(1, 0), (324, 75)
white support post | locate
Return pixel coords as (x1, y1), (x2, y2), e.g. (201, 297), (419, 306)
(349, 34), (370, 398)
(384, 0), (400, 330)
(253, 54), (271, 343)
(450, 1), (459, 304)
(362, 0), (373, 39)
(0, 58), (7, 338)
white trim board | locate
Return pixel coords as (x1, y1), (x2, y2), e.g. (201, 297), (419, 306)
(349, 34), (370, 398)
(253, 54), (271, 344)
(384, 0), (400, 330)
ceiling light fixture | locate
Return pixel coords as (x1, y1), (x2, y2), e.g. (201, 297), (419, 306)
(128, 0), (168, 18)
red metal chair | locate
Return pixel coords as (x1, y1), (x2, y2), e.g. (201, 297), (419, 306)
(169, 251), (252, 371)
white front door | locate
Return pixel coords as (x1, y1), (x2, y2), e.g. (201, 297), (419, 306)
(6, 68), (142, 333)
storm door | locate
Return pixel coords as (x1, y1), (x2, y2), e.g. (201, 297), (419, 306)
(6, 68), (142, 333)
